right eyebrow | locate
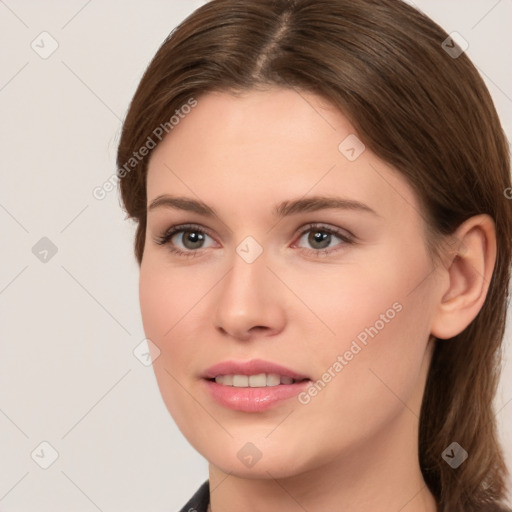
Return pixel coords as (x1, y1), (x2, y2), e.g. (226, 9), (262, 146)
(147, 195), (216, 216)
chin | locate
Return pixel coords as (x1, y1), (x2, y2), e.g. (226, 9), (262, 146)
(192, 430), (320, 478)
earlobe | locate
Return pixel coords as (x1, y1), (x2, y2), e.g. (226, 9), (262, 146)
(430, 214), (496, 340)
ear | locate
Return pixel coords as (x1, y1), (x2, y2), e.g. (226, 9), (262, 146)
(430, 214), (497, 340)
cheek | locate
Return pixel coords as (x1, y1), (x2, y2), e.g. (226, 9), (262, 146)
(139, 265), (172, 344)
(284, 257), (410, 354)
(139, 258), (208, 342)
(138, 261), (198, 389)
(294, 243), (434, 416)
(138, 257), (224, 387)
(305, 236), (433, 353)
(138, 260), (204, 428)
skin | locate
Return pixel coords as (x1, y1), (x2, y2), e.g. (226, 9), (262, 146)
(139, 88), (496, 512)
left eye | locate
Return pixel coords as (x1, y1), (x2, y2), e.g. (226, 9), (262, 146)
(295, 226), (353, 251)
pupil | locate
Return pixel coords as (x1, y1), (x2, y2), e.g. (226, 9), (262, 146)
(183, 230), (204, 249)
(309, 230), (330, 249)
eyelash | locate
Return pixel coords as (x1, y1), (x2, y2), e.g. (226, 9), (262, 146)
(154, 223), (355, 259)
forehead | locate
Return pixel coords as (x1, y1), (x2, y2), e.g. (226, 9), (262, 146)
(146, 88), (421, 225)
(150, 88), (347, 171)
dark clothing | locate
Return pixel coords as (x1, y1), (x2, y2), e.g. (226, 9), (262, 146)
(178, 480), (209, 512)
(178, 480), (512, 512)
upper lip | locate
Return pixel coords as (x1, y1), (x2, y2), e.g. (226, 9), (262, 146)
(202, 359), (310, 380)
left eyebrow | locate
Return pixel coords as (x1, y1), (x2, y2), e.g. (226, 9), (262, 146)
(147, 194), (379, 218)
(273, 195), (380, 218)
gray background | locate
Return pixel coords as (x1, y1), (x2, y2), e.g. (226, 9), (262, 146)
(0, 1), (511, 510)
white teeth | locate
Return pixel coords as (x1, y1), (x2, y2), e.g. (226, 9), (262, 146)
(249, 373), (266, 387)
(221, 374), (233, 386)
(233, 375), (249, 387)
(266, 373), (281, 386)
(214, 373), (292, 387)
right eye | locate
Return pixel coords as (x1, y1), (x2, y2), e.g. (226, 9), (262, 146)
(154, 224), (218, 257)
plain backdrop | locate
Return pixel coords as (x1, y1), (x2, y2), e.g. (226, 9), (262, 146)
(0, 1), (511, 510)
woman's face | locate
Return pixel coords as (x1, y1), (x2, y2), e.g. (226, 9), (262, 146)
(140, 88), (442, 479)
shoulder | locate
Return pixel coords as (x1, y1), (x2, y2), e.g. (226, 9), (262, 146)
(177, 480), (210, 512)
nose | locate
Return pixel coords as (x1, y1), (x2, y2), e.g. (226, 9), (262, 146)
(213, 249), (287, 341)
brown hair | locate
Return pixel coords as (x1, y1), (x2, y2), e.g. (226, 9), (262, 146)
(116, 0), (512, 509)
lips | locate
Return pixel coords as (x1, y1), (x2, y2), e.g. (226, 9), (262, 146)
(201, 359), (311, 412)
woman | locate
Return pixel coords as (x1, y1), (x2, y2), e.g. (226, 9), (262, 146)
(116, 0), (511, 510)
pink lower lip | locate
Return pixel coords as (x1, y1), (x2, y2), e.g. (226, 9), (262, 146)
(203, 379), (311, 412)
